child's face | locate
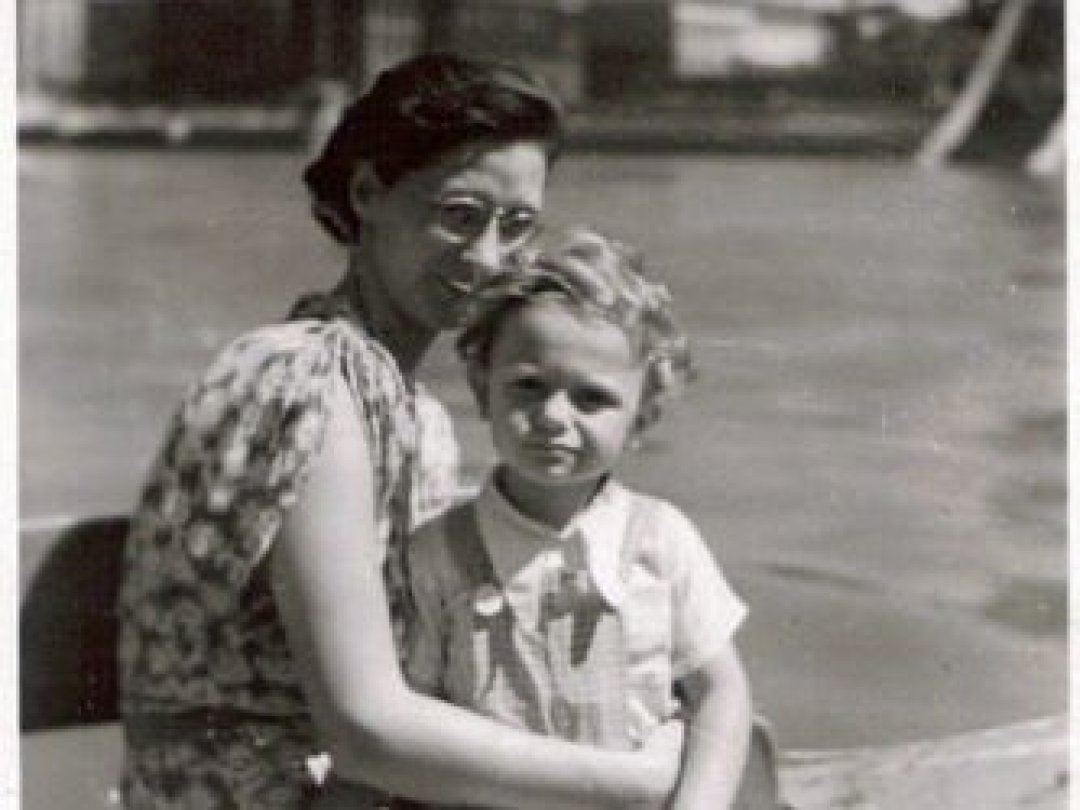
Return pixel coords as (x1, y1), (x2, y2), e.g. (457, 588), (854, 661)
(481, 298), (648, 495)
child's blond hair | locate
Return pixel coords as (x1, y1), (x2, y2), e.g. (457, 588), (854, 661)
(457, 226), (694, 431)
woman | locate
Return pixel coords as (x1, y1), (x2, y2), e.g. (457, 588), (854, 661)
(117, 53), (682, 808)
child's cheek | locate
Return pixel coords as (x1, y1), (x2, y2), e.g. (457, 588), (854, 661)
(507, 409), (532, 436)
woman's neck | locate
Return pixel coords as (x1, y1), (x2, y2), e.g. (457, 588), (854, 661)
(336, 252), (435, 375)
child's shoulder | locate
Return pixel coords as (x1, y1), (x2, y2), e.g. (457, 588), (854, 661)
(615, 484), (708, 563)
(615, 483), (694, 531)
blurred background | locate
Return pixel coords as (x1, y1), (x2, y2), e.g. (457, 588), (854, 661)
(18, 0), (1064, 763)
(17, 0), (1064, 160)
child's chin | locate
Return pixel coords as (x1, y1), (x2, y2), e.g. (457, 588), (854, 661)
(524, 466), (575, 484)
(528, 467), (602, 491)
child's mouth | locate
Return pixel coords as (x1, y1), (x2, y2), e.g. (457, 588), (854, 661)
(523, 442), (576, 462)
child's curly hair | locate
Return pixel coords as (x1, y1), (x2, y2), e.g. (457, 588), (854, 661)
(457, 227), (694, 431)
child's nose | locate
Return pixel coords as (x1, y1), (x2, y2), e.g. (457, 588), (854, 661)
(534, 391), (573, 430)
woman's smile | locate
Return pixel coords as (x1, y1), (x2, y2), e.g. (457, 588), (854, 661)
(362, 141), (548, 334)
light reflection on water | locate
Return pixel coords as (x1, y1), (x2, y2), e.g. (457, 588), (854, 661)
(18, 149), (1065, 747)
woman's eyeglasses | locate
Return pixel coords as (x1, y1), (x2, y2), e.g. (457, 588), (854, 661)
(427, 195), (540, 247)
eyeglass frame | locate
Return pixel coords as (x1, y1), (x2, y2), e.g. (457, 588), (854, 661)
(415, 191), (543, 249)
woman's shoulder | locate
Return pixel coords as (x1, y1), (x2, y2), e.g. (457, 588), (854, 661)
(211, 318), (376, 373)
(189, 317), (402, 408)
(163, 320), (374, 480)
(178, 321), (335, 422)
(203, 319), (336, 377)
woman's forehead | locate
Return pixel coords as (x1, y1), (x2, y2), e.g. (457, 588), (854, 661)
(411, 140), (548, 198)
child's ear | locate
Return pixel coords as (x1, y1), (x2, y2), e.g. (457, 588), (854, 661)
(631, 398), (660, 437)
(467, 364), (491, 419)
(348, 163), (386, 223)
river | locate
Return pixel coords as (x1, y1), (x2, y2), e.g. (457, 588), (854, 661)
(18, 147), (1065, 750)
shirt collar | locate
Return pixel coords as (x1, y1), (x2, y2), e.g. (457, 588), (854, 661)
(474, 474), (631, 608)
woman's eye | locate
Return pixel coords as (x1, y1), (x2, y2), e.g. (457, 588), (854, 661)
(498, 210), (538, 243)
(437, 201), (486, 233)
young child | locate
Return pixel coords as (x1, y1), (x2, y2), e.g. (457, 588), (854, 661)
(397, 227), (753, 809)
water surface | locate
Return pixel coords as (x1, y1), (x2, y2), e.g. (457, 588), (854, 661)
(19, 148), (1065, 748)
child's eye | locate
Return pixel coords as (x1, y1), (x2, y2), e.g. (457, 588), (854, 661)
(507, 376), (546, 397)
(574, 387), (619, 412)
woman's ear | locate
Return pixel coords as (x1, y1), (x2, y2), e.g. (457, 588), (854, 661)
(348, 163), (386, 224)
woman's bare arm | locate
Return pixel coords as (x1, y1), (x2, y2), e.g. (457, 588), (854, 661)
(270, 377), (679, 808)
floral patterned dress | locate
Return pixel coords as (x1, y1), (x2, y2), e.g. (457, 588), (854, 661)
(117, 293), (460, 808)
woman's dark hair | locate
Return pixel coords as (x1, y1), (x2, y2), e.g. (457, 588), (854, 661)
(303, 52), (564, 243)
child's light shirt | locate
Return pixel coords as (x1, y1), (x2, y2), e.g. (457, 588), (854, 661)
(404, 476), (747, 752)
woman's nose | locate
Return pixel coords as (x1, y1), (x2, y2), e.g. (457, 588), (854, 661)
(459, 219), (505, 278)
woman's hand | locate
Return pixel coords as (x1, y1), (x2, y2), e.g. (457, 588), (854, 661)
(625, 716), (685, 809)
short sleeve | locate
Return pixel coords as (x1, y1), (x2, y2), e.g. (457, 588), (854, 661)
(119, 317), (440, 731)
(151, 324), (337, 605)
(651, 502), (747, 679)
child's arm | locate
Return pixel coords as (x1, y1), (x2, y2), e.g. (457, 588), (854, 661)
(646, 499), (752, 810)
(669, 643), (752, 810)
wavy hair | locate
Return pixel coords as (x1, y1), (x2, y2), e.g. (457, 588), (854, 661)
(457, 227), (695, 431)
(303, 53), (564, 243)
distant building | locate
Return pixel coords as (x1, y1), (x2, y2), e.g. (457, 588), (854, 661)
(422, 0), (586, 105)
(17, 0), (969, 107)
(674, 1), (833, 78)
(582, 0), (671, 100)
(17, 0), (585, 104)
(300, 0), (424, 88)
(18, 0), (304, 101)
(582, 0), (856, 97)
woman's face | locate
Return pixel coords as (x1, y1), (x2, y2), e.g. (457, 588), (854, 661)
(359, 140), (549, 333)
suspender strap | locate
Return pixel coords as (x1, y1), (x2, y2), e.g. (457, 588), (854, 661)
(444, 502), (496, 590)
